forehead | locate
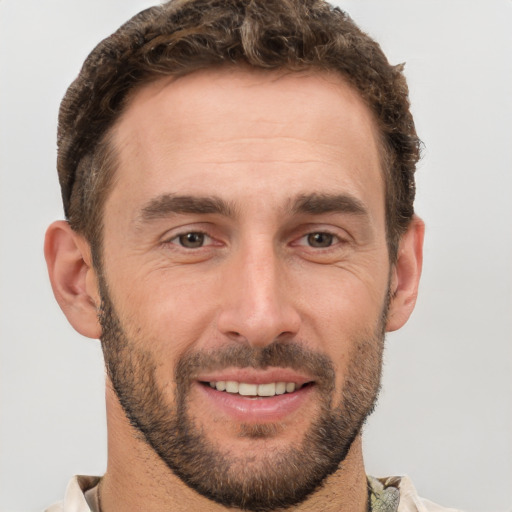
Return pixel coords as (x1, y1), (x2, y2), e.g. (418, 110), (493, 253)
(109, 67), (384, 217)
(116, 67), (380, 155)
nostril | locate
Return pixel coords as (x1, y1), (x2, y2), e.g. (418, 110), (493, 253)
(217, 301), (301, 348)
(225, 331), (245, 343)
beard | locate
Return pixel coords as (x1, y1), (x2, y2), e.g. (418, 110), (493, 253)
(98, 278), (387, 512)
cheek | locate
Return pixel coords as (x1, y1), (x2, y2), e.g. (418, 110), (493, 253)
(295, 268), (388, 385)
(108, 265), (223, 356)
(299, 267), (388, 334)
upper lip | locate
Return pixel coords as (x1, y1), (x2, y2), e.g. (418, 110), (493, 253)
(196, 368), (314, 386)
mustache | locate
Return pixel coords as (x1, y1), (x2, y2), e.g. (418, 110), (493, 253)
(175, 342), (336, 389)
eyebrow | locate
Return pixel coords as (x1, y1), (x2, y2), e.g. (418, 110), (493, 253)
(291, 193), (368, 217)
(138, 194), (235, 223)
(137, 191), (368, 225)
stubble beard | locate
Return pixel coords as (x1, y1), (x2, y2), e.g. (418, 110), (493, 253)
(98, 278), (387, 512)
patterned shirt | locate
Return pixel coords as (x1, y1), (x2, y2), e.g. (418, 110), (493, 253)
(368, 475), (401, 511)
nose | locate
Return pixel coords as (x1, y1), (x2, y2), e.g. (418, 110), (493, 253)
(217, 243), (301, 348)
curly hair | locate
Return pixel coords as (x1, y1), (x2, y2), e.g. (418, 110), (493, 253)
(58, 0), (420, 261)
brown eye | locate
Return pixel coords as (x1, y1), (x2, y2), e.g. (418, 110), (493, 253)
(177, 232), (206, 248)
(307, 232), (334, 248)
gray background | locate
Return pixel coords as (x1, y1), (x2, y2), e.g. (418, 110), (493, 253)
(0, 1), (511, 511)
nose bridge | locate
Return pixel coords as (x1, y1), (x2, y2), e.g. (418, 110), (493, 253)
(217, 237), (300, 346)
(244, 243), (280, 313)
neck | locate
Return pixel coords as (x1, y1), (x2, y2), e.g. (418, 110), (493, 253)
(100, 383), (369, 512)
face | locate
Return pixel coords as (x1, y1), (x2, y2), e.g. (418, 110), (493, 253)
(98, 68), (391, 510)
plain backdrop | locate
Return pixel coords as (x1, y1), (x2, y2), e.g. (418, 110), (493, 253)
(1, 1), (511, 511)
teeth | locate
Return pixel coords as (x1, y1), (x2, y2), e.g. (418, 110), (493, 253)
(239, 383), (258, 396)
(286, 382), (296, 393)
(275, 382), (286, 395)
(210, 380), (301, 396)
(225, 381), (239, 393)
(257, 383), (275, 396)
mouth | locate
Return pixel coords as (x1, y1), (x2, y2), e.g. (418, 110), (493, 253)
(201, 380), (311, 397)
(194, 370), (316, 423)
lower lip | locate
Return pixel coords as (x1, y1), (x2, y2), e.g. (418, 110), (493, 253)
(196, 382), (314, 423)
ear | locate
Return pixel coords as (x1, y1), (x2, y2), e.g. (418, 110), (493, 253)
(386, 216), (425, 332)
(44, 220), (102, 339)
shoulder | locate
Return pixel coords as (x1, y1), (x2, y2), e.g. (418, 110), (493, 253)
(368, 475), (464, 512)
(394, 475), (464, 512)
(44, 503), (63, 512)
(44, 475), (100, 512)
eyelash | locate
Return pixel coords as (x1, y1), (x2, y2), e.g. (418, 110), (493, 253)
(165, 229), (345, 251)
(167, 231), (214, 249)
(295, 231), (342, 249)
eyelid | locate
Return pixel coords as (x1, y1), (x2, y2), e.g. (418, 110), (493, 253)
(297, 232), (340, 247)
(165, 229), (215, 244)
(171, 231), (212, 246)
(290, 225), (350, 246)
(159, 220), (210, 237)
(160, 223), (219, 247)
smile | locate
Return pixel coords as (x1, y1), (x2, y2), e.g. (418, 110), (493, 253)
(206, 381), (305, 397)
(197, 379), (315, 422)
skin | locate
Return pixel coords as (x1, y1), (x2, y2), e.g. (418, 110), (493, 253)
(45, 68), (424, 511)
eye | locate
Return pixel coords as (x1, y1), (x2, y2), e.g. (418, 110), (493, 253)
(292, 230), (343, 250)
(170, 232), (210, 249)
(291, 228), (352, 263)
(305, 232), (336, 248)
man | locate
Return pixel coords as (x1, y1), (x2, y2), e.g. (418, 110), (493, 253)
(43, 0), (460, 510)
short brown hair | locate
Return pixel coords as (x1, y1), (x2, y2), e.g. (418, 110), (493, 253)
(58, 0), (420, 261)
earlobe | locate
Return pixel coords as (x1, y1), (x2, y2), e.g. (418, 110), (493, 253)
(44, 220), (102, 339)
(386, 216), (425, 332)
